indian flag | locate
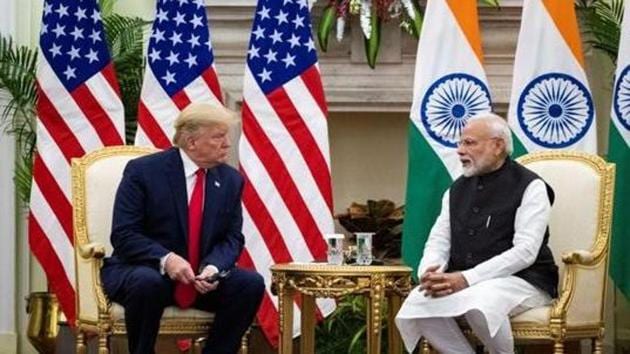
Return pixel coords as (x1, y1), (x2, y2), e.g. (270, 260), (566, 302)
(609, 1), (630, 299)
(507, 0), (597, 156)
(402, 0), (491, 275)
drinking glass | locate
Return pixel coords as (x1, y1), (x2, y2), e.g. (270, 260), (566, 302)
(324, 234), (344, 265)
(355, 232), (374, 265)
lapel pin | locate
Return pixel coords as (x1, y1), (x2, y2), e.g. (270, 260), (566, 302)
(214, 180), (221, 188)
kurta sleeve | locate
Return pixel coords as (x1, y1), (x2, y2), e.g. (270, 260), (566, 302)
(417, 190), (452, 279)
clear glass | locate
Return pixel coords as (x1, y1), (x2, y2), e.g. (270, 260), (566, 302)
(355, 232), (374, 265)
(324, 234), (344, 265)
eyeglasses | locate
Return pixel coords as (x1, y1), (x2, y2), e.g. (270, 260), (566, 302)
(457, 137), (500, 148)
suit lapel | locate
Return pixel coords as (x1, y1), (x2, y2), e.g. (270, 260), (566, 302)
(165, 148), (189, 244)
(201, 167), (222, 253)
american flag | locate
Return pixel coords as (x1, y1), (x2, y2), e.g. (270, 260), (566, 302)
(30, 0), (125, 324)
(135, 0), (223, 148)
(238, 0), (335, 345)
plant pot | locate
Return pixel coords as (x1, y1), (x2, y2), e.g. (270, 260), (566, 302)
(26, 291), (60, 353)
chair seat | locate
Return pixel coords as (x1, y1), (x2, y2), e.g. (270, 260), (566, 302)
(511, 306), (551, 325)
(110, 303), (214, 322)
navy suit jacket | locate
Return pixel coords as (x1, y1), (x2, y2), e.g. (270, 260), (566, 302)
(104, 148), (244, 278)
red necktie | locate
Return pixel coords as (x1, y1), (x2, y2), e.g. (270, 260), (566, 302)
(174, 168), (205, 308)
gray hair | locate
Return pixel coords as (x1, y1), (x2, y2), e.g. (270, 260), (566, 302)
(466, 113), (513, 155)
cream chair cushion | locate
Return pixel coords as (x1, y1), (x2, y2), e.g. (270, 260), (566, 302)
(109, 304), (213, 322)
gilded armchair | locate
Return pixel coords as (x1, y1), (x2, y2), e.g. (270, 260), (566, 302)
(509, 151), (615, 353)
(419, 151), (615, 354)
(72, 146), (216, 354)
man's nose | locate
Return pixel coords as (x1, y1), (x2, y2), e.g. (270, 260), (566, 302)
(456, 144), (465, 155)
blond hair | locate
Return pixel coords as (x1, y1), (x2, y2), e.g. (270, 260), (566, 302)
(172, 103), (238, 147)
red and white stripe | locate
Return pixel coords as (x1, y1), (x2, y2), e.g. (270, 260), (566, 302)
(135, 65), (223, 148)
(239, 64), (336, 346)
(29, 57), (125, 324)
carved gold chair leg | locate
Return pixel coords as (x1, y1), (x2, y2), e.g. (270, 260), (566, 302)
(553, 340), (564, 354)
(240, 327), (251, 354)
(420, 338), (432, 354)
(593, 337), (603, 354)
(76, 330), (87, 354)
(98, 332), (109, 354)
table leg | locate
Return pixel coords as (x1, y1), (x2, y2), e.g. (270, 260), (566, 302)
(278, 287), (295, 354)
(387, 294), (403, 354)
(366, 276), (385, 354)
(300, 295), (316, 354)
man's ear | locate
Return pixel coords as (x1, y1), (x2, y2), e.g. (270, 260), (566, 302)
(495, 138), (506, 156)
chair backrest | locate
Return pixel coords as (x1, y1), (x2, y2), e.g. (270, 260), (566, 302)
(73, 146), (156, 254)
(516, 151), (615, 324)
(72, 146), (156, 323)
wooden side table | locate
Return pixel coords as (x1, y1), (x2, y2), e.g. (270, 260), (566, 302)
(270, 263), (412, 354)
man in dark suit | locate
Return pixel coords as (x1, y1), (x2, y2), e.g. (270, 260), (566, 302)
(102, 103), (265, 354)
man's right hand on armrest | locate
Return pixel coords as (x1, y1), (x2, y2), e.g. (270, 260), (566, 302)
(164, 253), (196, 285)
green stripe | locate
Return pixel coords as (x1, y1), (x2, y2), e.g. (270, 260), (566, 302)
(402, 123), (452, 280)
(608, 124), (630, 299)
(511, 132), (528, 157)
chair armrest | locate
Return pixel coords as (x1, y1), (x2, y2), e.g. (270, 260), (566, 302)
(78, 242), (106, 260)
(550, 253), (606, 325)
(561, 249), (595, 265)
(75, 242), (110, 326)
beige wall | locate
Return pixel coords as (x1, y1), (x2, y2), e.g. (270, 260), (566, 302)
(329, 112), (409, 215)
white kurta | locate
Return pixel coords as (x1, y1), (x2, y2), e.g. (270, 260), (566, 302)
(395, 179), (553, 352)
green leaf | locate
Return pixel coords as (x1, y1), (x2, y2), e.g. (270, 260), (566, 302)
(407, 0), (423, 39)
(317, 4), (337, 52)
(577, 0), (623, 63)
(102, 13), (149, 144)
(364, 9), (381, 69)
(0, 35), (38, 203)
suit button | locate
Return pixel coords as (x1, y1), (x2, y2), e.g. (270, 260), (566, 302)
(477, 184), (484, 191)
(472, 207), (480, 213)
(468, 229), (475, 236)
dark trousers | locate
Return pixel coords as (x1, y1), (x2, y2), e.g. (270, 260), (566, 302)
(102, 264), (265, 354)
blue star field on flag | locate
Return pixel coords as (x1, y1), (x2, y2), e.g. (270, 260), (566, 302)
(147, 0), (215, 97)
(247, 0), (317, 94)
(40, 0), (111, 91)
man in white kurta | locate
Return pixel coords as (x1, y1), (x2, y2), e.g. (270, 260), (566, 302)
(395, 114), (557, 354)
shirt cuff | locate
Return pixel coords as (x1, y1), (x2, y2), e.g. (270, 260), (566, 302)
(202, 264), (219, 275)
(160, 252), (173, 275)
(461, 269), (480, 287)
